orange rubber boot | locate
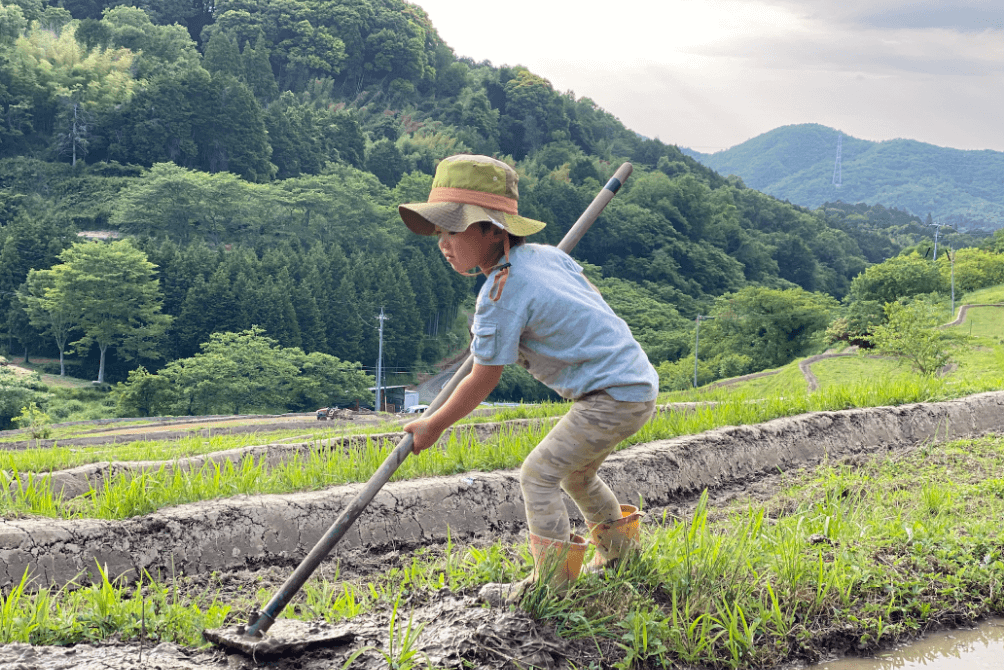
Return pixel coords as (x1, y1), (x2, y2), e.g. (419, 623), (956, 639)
(479, 532), (589, 607)
(585, 504), (645, 571)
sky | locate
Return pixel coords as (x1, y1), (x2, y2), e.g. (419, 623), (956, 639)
(412, 0), (1004, 153)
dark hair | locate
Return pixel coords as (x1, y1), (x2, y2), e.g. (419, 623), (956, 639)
(478, 221), (526, 247)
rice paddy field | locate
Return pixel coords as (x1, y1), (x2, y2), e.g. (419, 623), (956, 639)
(0, 298), (1001, 669)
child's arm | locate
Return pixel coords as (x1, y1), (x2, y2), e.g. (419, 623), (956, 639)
(403, 363), (504, 455)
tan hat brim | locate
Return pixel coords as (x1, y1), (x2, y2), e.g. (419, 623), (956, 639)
(399, 202), (546, 237)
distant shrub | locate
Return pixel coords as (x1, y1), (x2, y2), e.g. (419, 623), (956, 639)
(941, 248), (1004, 293)
(49, 399), (87, 420)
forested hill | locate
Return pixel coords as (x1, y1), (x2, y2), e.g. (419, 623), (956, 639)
(683, 124), (1004, 231)
(0, 0), (925, 389)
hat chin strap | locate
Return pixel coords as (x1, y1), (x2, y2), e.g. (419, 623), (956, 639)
(460, 234), (511, 302)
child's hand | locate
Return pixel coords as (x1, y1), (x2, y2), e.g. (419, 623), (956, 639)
(403, 417), (444, 455)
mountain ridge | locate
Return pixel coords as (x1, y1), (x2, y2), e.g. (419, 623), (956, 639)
(683, 124), (1004, 230)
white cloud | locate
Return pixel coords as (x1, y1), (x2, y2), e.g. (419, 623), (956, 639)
(414, 0), (1004, 151)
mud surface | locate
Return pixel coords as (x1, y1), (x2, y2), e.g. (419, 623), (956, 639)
(0, 589), (603, 670)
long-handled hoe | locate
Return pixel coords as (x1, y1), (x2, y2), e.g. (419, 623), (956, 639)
(204, 162), (633, 658)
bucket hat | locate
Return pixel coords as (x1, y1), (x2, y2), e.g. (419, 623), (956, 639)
(398, 154), (547, 237)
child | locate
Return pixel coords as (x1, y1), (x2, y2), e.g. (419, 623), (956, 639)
(399, 154), (658, 604)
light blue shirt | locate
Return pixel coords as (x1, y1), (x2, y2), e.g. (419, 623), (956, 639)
(470, 243), (658, 402)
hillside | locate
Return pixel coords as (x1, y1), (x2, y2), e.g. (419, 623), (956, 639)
(684, 124), (1004, 231)
(0, 0), (974, 400)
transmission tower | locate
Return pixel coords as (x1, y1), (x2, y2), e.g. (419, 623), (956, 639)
(832, 132), (842, 188)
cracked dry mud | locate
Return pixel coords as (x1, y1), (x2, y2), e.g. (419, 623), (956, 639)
(2, 392), (1004, 669)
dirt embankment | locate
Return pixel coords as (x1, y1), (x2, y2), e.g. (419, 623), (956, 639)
(5, 403), (714, 502)
(2, 392), (1002, 593)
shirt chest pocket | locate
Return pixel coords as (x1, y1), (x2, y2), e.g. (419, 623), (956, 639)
(471, 320), (498, 360)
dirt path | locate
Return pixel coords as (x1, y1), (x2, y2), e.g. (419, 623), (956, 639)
(799, 351), (856, 392)
(942, 303), (1004, 327)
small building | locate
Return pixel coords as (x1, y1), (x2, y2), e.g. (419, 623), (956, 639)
(366, 385), (420, 413)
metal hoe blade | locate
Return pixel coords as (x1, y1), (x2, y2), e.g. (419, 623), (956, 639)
(204, 617), (354, 658)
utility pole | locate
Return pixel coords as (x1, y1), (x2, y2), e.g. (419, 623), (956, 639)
(375, 307), (388, 412)
(927, 219), (954, 261)
(949, 247), (956, 317)
(693, 315), (715, 388)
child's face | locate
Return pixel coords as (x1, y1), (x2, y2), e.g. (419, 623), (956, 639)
(436, 224), (504, 274)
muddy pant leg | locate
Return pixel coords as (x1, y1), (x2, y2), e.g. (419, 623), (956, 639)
(520, 393), (656, 541)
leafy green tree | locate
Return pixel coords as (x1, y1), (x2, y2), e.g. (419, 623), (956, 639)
(98, 6), (202, 79)
(113, 365), (169, 417)
(97, 68), (204, 168)
(703, 286), (839, 371)
(848, 252), (947, 304)
(15, 22), (138, 164)
(366, 138), (406, 187)
(116, 326), (372, 415)
(19, 267), (79, 375)
(285, 348), (371, 411)
(938, 248), (1004, 293)
(111, 162), (262, 242)
(241, 35), (279, 103)
(866, 299), (969, 376)
(197, 74), (274, 181)
(264, 91), (323, 177)
(0, 3), (27, 45)
(47, 240), (171, 383)
(2, 302), (43, 363)
(164, 326), (299, 414)
(983, 229), (1004, 254)
(202, 31), (243, 79)
(321, 109), (366, 168)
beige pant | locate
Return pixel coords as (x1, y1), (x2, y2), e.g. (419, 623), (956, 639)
(520, 391), (656, 542)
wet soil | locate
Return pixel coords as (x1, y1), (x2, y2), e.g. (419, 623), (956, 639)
(814, 618), (1004, 669)
(0, 592), (609, 669)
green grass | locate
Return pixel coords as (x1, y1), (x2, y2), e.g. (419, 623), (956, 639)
(957, 306), (1004, 340)
(956, 285), (1004, 309)
(0, 426), (375, 467)
(6, 434), (1004, 669)
(812, 355), (917, 393)
(0, 562), (229, 647)
(3, 373), (1002, 521)
(8, 359), (94, 389)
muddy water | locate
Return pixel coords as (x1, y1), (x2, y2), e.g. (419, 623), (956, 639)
(814, 619), (1004, 670)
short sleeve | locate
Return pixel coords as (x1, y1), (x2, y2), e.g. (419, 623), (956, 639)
(470, 306), (523, 366)
(470, 320), (497, 360)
